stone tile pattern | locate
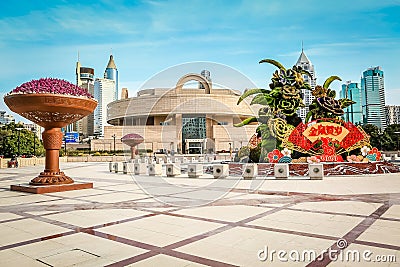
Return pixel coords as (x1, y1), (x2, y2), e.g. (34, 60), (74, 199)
(0, 162), (399, 266)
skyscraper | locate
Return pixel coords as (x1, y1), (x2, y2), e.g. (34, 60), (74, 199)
(340, 81), (363, 124)
(198, 70), (211, 89)
(75, 59), (95, 137)
(386, 105), (400, 125)
(94, 78), (116, 136)
(104, 54), (118, 100)
(361, 66), (386, 129)
(294, 49), (316, 122)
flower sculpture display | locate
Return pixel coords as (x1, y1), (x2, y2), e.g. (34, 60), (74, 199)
(235, 59), (311, 162)
(4, 78), (97, 188)
(267, 149), (284, 163)
(361, 146), (371, 156)
(121, 133), (144, 160)
(234, 57), (377, 163)
(306, 76), (355, 122)
(307, 156), (321, 163)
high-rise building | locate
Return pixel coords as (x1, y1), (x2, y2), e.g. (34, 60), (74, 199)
(386, 105), (400, 125)
(294, 49), (316, 122)
(94, 78), (116, 136)
(361, 66), (386, 129)
(0, 111), (15, 125)
(340, 81), (363, 124)
(121, 88), (129, 99)
(199, 70), (211, 89)
(75, 59), (95, 137)
(104, 54), (118, 100)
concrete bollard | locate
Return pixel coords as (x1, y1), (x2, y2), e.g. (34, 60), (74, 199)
(274, 163), (289, 179)
(188, 164), (203, 178)
(148, 163), (163, 176)
(166, 163), (181, 177)
(114, 162), (124, 173)
(123, 162), (135, 174)
(242, 163), (258, 180)
(134, 163), (147, 175)
(109, 162), (115, 172)
(309, 164), (324, 180)
(213, 164), (229, 179)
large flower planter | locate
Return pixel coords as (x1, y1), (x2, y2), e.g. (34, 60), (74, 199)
(4, 93), (97, 192)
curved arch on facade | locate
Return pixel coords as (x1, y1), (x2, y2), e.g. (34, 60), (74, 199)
(175, 73), (212, 94)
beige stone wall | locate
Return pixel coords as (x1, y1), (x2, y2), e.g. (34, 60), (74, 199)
(91, 125), (177, 152)
(101, 87), (260, 153)
(0, 157), (67, 169)
(213, 125), (258, 151)
(107, 89), (257, 124)
(90, 123), (258, 153)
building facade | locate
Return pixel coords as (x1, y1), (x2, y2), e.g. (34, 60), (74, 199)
(93, 55), (118, 137)
(104, 54), (118, 100)
(92, 73), (258, 153)
(75, 60), (95, 137)
(340, 81), (363, 124)
(94, 78), (116, 136)
(386, 105), (400, 125)
(198, 69), (211, 89)
(295, 49), (316, 122)
(361, 66), (386, 129)
(0, 111), (15, 125)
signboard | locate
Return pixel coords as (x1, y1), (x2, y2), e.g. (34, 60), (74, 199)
(283, 119), (370, 158)
(65, 132), (79, 143)
(303, 122), (349, 142)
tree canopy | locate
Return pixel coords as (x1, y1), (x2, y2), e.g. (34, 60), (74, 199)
(0, 122), (44, 158)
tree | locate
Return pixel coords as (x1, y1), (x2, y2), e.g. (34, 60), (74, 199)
(384, 124), (400, 150)
(362, 124), (394, 151)
(0, 122), (44, 157)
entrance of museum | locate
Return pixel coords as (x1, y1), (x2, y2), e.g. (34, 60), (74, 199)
(184, 139), (206, 154)
(182, 116), (206, 154)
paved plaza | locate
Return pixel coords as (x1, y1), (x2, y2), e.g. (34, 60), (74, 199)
(0, 162), (399, 266)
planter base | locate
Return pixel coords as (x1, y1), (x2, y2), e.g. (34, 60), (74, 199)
(29, 171), (74, 185)
(10, 182), (93, 194)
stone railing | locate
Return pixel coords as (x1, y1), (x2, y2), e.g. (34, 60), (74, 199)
(0, 157), (68, 169)
(0, 154), (235, 169)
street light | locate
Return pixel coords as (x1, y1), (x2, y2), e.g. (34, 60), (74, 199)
(229, 142), (232, 161)
(15, 127), (23, 156)
(31, 128), (36, 156)
(112, 134), (116, 154)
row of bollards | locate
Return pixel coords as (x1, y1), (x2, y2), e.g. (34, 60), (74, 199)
(109, 161), (324, 180)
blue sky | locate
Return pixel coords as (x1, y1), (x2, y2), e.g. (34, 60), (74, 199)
(1, 0), (399, 122)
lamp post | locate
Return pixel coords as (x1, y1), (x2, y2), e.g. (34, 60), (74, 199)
(112, 134), (116, 154)
(15, 127), (23, 156)
(229, 142), (232, 161)
(31, 128), (36, 156)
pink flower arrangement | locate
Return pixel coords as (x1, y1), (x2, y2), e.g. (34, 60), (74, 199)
(346, 154), (361, 163)
(307, 156), (320, 163)
(121, 133), (144, 141)
(9, 78), (93, 98)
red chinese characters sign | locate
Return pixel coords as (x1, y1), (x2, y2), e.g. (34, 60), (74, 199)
(285, 119), (369, 157)
(303, 122), (349, 142)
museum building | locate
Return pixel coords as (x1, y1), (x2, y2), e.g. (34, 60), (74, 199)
(92, 73), (258, 154)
